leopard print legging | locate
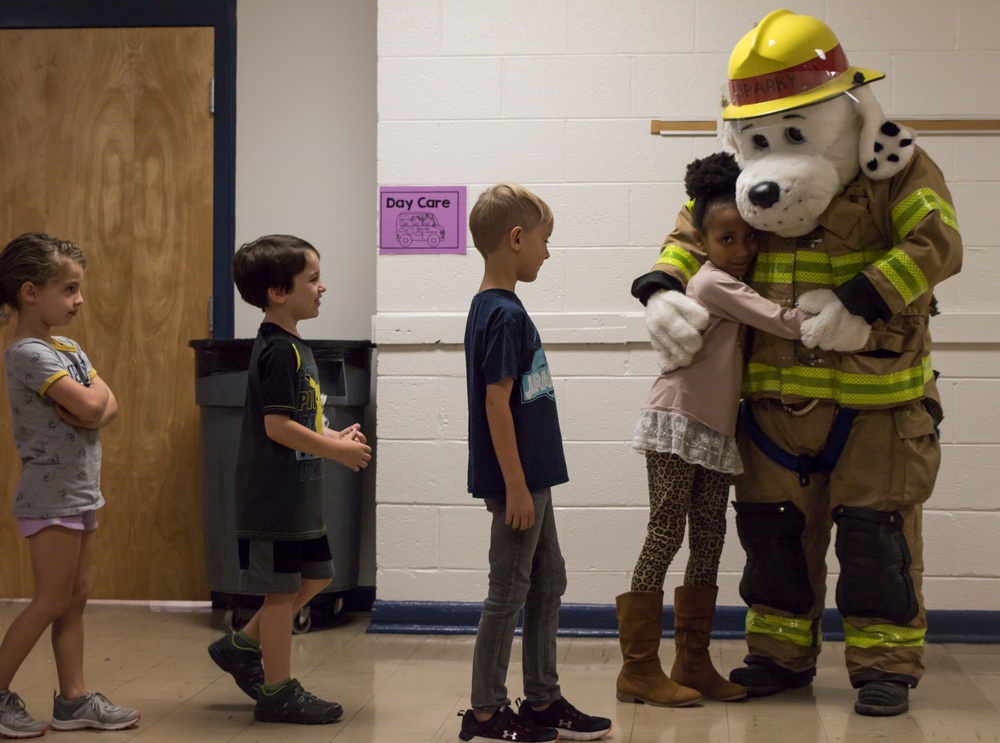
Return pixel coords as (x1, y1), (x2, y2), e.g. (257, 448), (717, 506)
(630, 451), (732, 591)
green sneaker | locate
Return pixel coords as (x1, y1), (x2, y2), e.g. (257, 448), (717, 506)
(254, 679), (343, 724)
(50, 691), (139, 731)
(208, 629), (264, 699)
(0, 690), (46, 738)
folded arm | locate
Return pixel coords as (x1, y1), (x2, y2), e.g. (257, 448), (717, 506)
(48, 374), (117, 429)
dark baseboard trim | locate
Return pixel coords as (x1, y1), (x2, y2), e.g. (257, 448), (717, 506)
(368, 601), (1000, 643)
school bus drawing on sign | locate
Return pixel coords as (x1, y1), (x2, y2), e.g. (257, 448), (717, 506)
(395, 211), (446, 248)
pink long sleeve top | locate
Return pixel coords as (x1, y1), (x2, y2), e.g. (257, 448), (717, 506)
(641, 261), (810, 438)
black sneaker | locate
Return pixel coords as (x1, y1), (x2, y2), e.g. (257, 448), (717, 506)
(458, 705), (558, 742)
(253, 679), (343, 724)
(208, 629), (264, 700)
(517, 697), (611, 741)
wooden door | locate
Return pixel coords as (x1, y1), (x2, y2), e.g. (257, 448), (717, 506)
(0, 27), (214, 599)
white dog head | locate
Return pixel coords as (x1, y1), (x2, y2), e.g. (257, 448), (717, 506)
(719, 8), (918, 238)
(722, 86), (916, 238)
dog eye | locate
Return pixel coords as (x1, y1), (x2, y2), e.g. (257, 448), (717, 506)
(752, 134), (769, 149)
(786, 127), (805, 143)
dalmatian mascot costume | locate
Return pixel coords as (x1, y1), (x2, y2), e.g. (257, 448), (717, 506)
(631, 10), (962, 716)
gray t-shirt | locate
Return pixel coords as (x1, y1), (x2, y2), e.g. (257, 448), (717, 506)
(3, 336), (104, 518)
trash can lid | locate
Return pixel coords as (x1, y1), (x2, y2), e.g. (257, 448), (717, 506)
(189, 338), (375, 377)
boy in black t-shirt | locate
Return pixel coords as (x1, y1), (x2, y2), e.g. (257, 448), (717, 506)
(459, 185), (612, 743)
(207, 235), (371, 725)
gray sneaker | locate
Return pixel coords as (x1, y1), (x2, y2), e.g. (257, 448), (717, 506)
(51, 691), (140, 731)
(0, 690), (46, 738)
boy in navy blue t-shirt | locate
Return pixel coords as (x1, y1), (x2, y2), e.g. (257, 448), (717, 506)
(459, 184), (611, 743)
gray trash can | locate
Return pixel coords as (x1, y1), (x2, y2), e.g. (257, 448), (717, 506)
(190, 338), (373, 632)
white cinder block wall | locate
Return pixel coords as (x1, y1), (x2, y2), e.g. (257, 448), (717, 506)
(374, 0), (1000, 615)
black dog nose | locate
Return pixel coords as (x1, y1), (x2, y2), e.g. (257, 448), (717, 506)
(748, 182), (781, 209)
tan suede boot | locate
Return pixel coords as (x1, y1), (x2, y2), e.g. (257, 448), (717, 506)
(616, 591), (702, 707)
(670, 585), (747, 701)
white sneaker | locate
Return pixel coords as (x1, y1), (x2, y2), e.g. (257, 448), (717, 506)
(50, 691), (140, 731)
(0, 690), (47, 738)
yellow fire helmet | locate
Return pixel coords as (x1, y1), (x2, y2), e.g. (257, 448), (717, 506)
(722, 9), (885, 121)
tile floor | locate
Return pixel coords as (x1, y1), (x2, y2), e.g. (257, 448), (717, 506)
(2, 601), (999, 742)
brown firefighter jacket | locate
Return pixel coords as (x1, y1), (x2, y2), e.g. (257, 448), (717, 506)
(650, 146), (962, 410)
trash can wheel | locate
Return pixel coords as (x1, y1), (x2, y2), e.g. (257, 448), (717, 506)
(292, 606), (312, 635)
(326, 596), (345, 623)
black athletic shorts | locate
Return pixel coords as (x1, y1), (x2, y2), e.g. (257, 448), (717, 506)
(237, 536), (334, 593)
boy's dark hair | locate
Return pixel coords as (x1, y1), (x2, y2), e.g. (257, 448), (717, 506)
(232, 234), (319, 310)
(685, 152), (741, 232)
(0, 233), (87, 315)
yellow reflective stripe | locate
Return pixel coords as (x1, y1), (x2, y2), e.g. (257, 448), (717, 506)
(793, 250), (834, 286)
(655, 245), (699, 281)
(874, 249), (928, 305)
(745, 609), (818, 648)
(892, 187), (959, 245)
(749, 251), (836, 286)
(843, 619), (925, 649)
(830, 250), (887, 280)
(752, 249), (903, 288)
(749, 253), (793, 284)
(744, 356), (933, 406)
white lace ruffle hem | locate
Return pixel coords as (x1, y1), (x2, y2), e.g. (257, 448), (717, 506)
(631, 408), (743, 475)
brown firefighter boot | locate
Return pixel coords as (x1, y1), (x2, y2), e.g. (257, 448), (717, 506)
(616, 591), (702, 707)
(670, 585), (747, 701)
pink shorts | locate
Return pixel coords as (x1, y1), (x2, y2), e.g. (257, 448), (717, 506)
(17, 510), (98, 538)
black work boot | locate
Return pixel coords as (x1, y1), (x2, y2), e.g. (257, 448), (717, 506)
(728, 656), (815, 697)
(855, 680), (909, 716)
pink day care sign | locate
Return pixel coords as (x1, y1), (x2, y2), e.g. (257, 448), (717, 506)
(379, 186), (467, 255)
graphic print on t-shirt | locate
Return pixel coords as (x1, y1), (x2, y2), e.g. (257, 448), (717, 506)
(521, 339), (555, 404)
(294, 360), (323, 483)
(62, 357), (91, 388)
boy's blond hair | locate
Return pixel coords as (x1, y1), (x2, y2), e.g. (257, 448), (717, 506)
(469, 183), (553, 257)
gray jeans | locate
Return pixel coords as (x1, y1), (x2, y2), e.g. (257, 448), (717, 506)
(471, 488), (568, 712)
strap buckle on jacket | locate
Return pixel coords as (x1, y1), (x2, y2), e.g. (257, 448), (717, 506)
(740, 399), (858, 487)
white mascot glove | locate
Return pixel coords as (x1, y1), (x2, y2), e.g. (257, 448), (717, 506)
(799, 289), (872, 352)
(645, 290), (710, 372)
